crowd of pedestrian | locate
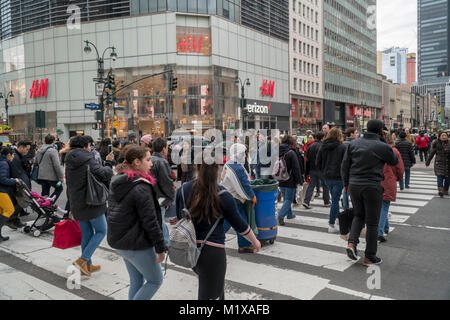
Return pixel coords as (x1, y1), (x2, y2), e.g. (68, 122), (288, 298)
(0, 123), (449, 300)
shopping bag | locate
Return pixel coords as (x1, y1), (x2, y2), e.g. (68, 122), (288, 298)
(338, 208), (354, 235)
(52, 219), (82, 249)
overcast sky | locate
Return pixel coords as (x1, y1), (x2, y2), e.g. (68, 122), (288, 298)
(377, 0), (417, 53)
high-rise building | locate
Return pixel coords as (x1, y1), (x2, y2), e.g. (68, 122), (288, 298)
(323, 0), (381, 129)
(407, 53), (416, 85)
(289, 0), (324, 132)
(381, 47), (407, 84)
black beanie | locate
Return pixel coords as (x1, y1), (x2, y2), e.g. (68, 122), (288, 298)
(399, 132), (407, 139)
(367, 120), (384, 133)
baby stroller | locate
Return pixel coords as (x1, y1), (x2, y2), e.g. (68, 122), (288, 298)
(15, 180), (62, 237)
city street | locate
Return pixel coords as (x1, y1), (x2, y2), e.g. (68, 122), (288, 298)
(0, 166), (448, 300)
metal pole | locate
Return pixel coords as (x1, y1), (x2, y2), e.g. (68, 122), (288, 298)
(98, 58), (105, 139)
(4, 99), (8, 126)
(241, 84), (245, 131)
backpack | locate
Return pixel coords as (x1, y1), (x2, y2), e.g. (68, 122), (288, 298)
(167, 187), (226, 269)
(272, 151), (292, 182)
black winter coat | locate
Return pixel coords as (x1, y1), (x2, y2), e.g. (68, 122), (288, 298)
(395, 139), (416, 168)
(426, 140), (450, 177)
(278, 144), (303, 188)
(305, 141), (322, 176)
(65, 148), (113, 221)
(10, 149), (31, 189)
(107, 174), (166, 254)
(316, 140), (347, 180)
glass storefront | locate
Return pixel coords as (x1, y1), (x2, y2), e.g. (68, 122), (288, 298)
(291, 97), (322, 132)
(111, 65), (239, 138)
(9, 111), (57, 142)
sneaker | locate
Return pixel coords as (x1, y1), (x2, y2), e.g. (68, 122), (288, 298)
(302, 202), (311, 209)
(0, 235), (9, 242)
(277, 216), (285, 226)
(378, 235), (387, 243)
(363, 256), (383, 266)
(238, 246), (254, 254)
(405, 185), (410, 189)
(346, 244), (358, 261)
(315, 192), (320, 198)
(324, 203), (331, 208)
(384, 228), (389, 234)
(328, 224), (339, 233)
(5, 219), (25, 230)
(400, 188), (404, 191)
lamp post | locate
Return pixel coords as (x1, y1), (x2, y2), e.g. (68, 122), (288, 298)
(0, 91), (14, 126)
(235, 77), (250, 130)
(361, 101), (367, 132)
(83, 40), (118, 139)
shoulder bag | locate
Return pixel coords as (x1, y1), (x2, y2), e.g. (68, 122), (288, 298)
(86, 164), (109, 206)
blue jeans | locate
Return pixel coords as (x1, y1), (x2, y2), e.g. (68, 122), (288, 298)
(78, 214), (107, 265)
(399, 167), (411, 189)
(223, 199), (251, 248)
(278, 187), (296, 220)
(378, 200), (390, 236)
(325, 180), (343, 225)
(116, 248), (163, 300)
(160, 206), (170, 247)
(437, 176), (450, 189)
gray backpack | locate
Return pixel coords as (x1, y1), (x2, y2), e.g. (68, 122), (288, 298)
(167, 187), (226, 269)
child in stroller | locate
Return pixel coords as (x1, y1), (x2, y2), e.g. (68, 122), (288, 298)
(15, 180), (67, 237)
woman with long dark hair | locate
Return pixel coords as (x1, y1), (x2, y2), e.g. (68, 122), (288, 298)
(176, 155), (261, 300)
(426, 132), (450, 197)
(96, 138), (112, 162)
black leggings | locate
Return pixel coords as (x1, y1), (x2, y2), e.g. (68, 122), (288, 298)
(193, 245), (227, 300)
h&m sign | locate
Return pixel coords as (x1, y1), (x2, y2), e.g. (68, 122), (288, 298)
(29, 78), (48, 99)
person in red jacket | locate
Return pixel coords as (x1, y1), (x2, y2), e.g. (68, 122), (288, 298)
(415, 131), (430, 162)
(378, 134), (404, 242)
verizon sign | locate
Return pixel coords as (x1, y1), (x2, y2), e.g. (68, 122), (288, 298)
(29, 78), (48, 99)
(246, 102), (271, 114)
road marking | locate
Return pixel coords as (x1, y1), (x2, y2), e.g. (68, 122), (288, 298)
(396, 193), (434, 200)
(0, 263), (83, 300)
(325, 284), (393, 300)
(388, 206), (418, 215)
(400, 188), (437, 194)
(390, 223), (450, 231)
(392, 199), (428, 206)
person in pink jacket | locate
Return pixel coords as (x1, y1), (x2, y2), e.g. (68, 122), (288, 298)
(415, 131), (430, 162)
(378, 134), (404, 242)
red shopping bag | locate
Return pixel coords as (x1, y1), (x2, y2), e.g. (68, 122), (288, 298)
(52, 219), (82, 249)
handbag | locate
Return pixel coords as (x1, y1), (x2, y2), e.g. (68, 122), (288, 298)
(86, 165), (109, 206)
(31, 147), (50, 182)
(52, 219), (82, 249)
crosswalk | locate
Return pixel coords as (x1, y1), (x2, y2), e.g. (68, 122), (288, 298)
(0, 170), (442, 300)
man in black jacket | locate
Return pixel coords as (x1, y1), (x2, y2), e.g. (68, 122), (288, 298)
(302, 132), (330, 209)
(10, 140), (32, 221)
(342, 120), (398, 266)
(277, 135), (303, 226)
(150, 137), (175, 246)
(395, 131), (416, 190)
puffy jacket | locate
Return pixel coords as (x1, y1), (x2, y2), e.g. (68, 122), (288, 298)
(342, 132), (398, 187)
(107, 174), (166, 254)
(316, 140), (347, 180)
(416, 135), (429, 149)
(65, 148), (113, 221)
(34, 145), (64, 182)
(150, 152), (175, 207)
(10, 149), (31, 189)
(395, 139), (416, 168)
(0, 156), (16, 194)
(426, 140), (450, 177)
(382, 147), (404, 202)
(305, 141), (322, 175)
(221, 161), (255, 204)
(278, 144), (303, 189)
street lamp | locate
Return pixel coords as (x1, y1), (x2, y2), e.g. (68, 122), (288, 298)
(361, 101), (367, 132)
(235, 77), (250, 130)
(83, 40), (118, 138)
(0, 91), (14, 126)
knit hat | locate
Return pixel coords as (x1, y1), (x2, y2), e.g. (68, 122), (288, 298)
(367, 120), (384, 133)
(141, 134), (152, 146)
(399, 132), (407, 139)
(229, 143), (247, 164)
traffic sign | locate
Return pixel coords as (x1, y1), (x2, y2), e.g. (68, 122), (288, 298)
(113, 120), (119, 129)
(96, 83), (105, 96)
(85, 103), (101, 110)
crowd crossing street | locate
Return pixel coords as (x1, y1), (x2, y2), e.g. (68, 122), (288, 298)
(0, 166), (448, 301)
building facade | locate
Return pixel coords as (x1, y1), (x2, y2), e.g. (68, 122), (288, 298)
(381, 47), (407, 84)
(0, 8), (290, 143)
(323, 0), (381, 130)
(379, 74), (412, 130)
(289, 0), (324, 133)
(407, 53), (416, 85)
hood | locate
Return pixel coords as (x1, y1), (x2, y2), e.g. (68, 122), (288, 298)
(321, 139), (341, 151)
(38, 144), (54, 153)
(279, 143), (291, 156)
(109, 174), (152, 202)
(65, 148), (94, 169)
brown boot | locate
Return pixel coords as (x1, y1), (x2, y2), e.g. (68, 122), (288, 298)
(88, 264), (101, 273)
(438, 187), (444, 197)
(73, 258), (91, 276)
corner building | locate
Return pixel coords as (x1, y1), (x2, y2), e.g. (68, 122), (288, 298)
(0, 1), (290, 142)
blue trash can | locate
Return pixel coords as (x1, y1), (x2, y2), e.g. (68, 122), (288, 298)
(251, 179), (279, 245)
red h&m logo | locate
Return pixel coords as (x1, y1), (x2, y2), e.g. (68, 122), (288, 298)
(30, 78), (48, 99)
(260, 80), (275, 98)
(177, 36), (203, 54)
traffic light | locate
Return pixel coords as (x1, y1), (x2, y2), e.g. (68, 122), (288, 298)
(107, 73), (116, 91)
(169, 75), (178, 92)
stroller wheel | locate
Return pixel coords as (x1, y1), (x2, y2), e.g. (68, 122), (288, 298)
(23, 226), (31, 234)
(33, 230), (41, 237)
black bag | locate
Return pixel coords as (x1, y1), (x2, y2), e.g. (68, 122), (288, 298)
(338, 208), (354, 235)
(86, 165), (109, 206)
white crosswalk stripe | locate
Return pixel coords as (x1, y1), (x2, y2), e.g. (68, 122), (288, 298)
(0, 170), (440, 301)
